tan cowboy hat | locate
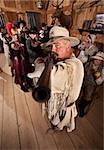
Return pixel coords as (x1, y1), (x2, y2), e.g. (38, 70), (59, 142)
(91, 51), (104, 61)
(47, 26), (80, 47)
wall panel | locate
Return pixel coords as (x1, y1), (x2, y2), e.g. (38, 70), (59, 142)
(20, 0), (34, 11)
(6, 12), (18, 22)
(4, 0), (16, 8)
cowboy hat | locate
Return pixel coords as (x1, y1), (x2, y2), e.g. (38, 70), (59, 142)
(47, 26), (80, 47)
(91, 51), (104, 61)
(28, 27), (38, 34)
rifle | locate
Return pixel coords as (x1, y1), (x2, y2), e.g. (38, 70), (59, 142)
(32, 52), (58, 103)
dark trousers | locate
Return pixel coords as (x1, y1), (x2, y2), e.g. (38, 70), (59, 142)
(78, 74), (96, 117)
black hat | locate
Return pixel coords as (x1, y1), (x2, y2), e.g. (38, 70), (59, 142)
(18, 20), (26, 27)
(12, 20), (19, 27)
(13, 20), (26, 28)
(42, 23), (46, 27)
(28, 27), (38, 34)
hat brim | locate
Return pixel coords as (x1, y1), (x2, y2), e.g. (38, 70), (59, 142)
(46, 36), (80, 47)
(91, 56), (104, 61)
(29, 32), (38, 34)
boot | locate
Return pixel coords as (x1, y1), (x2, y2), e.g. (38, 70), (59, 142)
(21, 84), (29, 92)
(27, 78), (35, 89)
(78, 100), (91, 117)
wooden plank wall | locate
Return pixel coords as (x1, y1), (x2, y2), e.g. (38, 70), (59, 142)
(0, 0), (46, 26)
(46, 0), (104, 43)
(0, 0), (104, 43)
(71, 5), (104, 36)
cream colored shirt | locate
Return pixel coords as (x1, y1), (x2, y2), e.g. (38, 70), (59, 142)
(50, 54), (84, 105)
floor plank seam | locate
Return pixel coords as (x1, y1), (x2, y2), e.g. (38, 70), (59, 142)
(0, 73), (103, 150)
(0, 79), (4, 150)
(44, 115), (60, 150)
(24, 93), (40, 150)
(84, 99), (103, 137)
(12, 79), (22, 150)
(77, 118), (102, 149)
(66, 131), (77, 149)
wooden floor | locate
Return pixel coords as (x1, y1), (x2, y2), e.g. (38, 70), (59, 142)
(0, 72), (103, 150)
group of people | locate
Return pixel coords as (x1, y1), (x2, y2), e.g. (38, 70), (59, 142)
(0, 20), (50, 92)
(30, 25), (104, 132)
(0, 20), (104, 133)
(76, 33), (104, 117)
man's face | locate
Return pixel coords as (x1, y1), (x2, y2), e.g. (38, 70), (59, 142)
(29, 33), (37, 40)
(93, 59), (102, 65)
(19, 23), (24, 30)
(12, 34), (18, 42)
(85, 35), (92, 48)
(51, 39), (72, 60)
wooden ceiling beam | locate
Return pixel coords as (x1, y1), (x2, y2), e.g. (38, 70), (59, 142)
(0, 0), (5, 7)
(46, 5), (72, 14)
(74, 0), (104, 10)
(0, 6), (25, 13)
(15, 0), (22, 12)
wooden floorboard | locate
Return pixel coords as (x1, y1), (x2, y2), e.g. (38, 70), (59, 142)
(0, 75), (4, 149)
(44, 115), (75, 150)
(86, 86), (103, 137)
(67, 119), (93, 149)
(25, 92), (58, 150)
(86, 99), (103, 137)
(77, 116), (102, 149)
(0, 72), (103, 150)
(1, 73), (20, 149)
(51, 130), (75, 150)
(13, 84), (39, 150)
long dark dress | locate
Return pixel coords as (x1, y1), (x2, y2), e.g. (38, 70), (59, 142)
(10, 42), (28, 87)
(0, 33), (4, 72)
(0, 38), (4, 53)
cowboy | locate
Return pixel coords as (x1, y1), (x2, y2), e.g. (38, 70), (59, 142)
(26, 27), (42, 66)
(42, 26), (84, 132)
(39, 23), (49, 43)
(10, 33), (29, 92)
(84, 34), (98, 58)
(78, 51), (104, 117)
(77, 41), (88, 63)
(77, 34), (98, 64)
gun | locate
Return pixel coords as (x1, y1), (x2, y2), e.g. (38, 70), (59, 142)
(32, 52), (58, 103)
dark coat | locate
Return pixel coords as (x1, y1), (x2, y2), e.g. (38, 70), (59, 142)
(26, 38), (42, 64)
